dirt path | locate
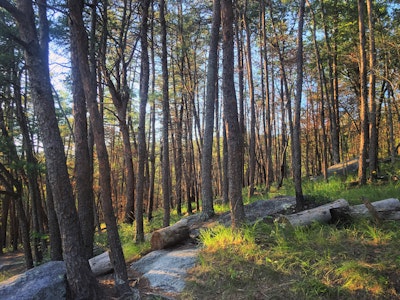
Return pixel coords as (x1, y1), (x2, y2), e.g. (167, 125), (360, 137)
(0, 251), (25, 279)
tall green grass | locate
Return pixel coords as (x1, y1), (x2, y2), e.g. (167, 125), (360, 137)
(183, 217), (400, 299)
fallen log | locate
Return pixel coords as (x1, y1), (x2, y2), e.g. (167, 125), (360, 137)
(331, 198), (400, 224)
(150, 219), (190, 250)
(277, 199), (349, 227)
(349, 198), (400, 216)
(89, 251), (113, 276)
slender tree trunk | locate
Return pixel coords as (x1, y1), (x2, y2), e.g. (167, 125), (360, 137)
(221, 0), (245, 228)
(321, 0), (340, 165)
(260, 0), (273, 188)
(309, 2), (328, 180)
(0, 0), (100, 297)
(222, 117), (229, 205)
(201, 0), (220, 219)
(293, 0), (306, 211)
(357, 0), (369, 185)
(136, 0), (151, 243)
(68, 0), (130, 294)
(160, 0), (171, 227)
(71, 25), (94, 260)
(244, 2), (256, 199)
(367, 0), (378, 180)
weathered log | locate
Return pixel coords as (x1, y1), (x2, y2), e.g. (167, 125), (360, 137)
(277, 199), (349, 227)
(88, 251), (113, 276)
(332, 198), (400, 224)
(349, 198), (400, 216)
(151, 219), (190, 250)
(330, 206), (352, 226)
(379, 211), (400, 220)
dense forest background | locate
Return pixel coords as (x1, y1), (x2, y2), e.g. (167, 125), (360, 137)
(0, 0), (399, 298)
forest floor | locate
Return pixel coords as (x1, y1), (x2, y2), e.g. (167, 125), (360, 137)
(2, 194), (400, 299)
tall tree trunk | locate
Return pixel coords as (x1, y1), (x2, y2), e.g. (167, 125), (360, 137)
(367, 0), (378, 180)
(221, 0), (245, 228)
(136, 0), (151, 243)
(244, 2), (256, 199)
(147, 0), (156, 222)
(309, 2), (328, 180)
(0, 0), (100, 297)
(72, 24), (94, 260)
(160, 0), (171, 227)
(321, 0), (340, 165)
(293, 0), (306, 211)
(260, 0), (273, 188)
(201, 0), (220, 219)
(357, 0), (369, 185)
(68, 0), (130, 295)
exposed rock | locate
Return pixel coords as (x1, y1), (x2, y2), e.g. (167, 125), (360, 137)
(0, 261), (67, 300)
(327, 158), (359, 176)
(218, 196), (297, 226)
(131, 248), (198, 294)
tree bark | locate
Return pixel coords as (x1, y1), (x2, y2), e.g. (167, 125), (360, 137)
(221, 0), (245, 228)
(136, 0), (151, 243)
(278, 199), (349, 227)
(367, 0), (378, 180)
(150, 219), (190, 250)
(357, 0), (369, 185)
(0, 0), (100, 297)
(244, 2), (256, 199)
(71, 24), (94, 260)
(201, 0), (220, 220)
(292, 0), (306, 211)
(68, 0), (130, 295)
(160, 0), (171, 228)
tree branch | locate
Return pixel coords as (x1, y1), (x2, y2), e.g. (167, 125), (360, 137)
(0, 0), (26, 24)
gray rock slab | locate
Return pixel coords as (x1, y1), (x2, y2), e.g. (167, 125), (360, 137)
(219, 196), (297, 226)
(0, 261), (67, 300)
(131, 248), (198, 294)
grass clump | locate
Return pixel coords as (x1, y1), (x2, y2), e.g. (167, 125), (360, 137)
(183, 218), (400, 299)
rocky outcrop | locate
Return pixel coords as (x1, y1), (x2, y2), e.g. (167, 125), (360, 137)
(0, 261), (67, 300)
(131, 248), (198, 294)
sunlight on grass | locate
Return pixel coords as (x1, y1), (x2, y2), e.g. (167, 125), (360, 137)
(184, 217), (400, 299)
(335, 260), (387, 295)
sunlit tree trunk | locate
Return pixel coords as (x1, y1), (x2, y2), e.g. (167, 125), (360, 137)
(221, 0), (245, 228)
(357, 0), (369, 185)
(367, 0), (378, 180)
(309, 2), (328, 180)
